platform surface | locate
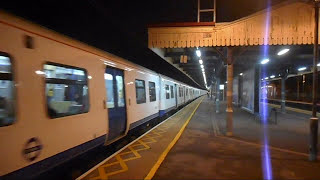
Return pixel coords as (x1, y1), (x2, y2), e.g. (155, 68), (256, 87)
(153, 98), (320, 180)
(78, 97), (320, 180)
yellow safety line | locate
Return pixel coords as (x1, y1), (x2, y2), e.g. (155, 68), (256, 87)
(144, 97), (204, 180)
(217, 136), (320, 158)
(77, 99), (199, 180)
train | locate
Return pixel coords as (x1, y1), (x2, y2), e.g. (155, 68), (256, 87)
(0, 11), (206, 178)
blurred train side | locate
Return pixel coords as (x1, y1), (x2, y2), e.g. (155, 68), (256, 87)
(0, 11), (206, 177)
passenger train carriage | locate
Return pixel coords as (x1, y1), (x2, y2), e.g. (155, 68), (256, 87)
(0, 11), (206, 178)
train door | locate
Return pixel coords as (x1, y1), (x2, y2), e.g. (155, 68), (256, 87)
(105, 67), (127, 141)
(174, 84), (178, 107)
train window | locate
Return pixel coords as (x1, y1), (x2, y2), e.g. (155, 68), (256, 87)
(178, 87), (181, 97)
(105, 73), (114, 108)
(135, 79), (146, 104)
(116, 76), (125, 107)
(44, 63), (89, 118)
(170, 85), (174, 98)
(165, 85), (170, 99)
(0, 54), (15, 127)
(149, 81), (156, 102)
(186, 89), (188, 96)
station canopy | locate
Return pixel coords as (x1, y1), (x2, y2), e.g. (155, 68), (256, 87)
(148, 0), (318, 88)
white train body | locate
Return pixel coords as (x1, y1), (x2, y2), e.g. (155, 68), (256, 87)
(0, 11), (206, 178)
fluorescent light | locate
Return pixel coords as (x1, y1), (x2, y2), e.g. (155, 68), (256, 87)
(265, 77), (269, 80)
(200, 65), (204, 68)
(261, 58), (269, 65)
(219, 85), (224, 90)
(270, 75), (275, 78)
(239, 73), (243, 76)
(202, 68), (205, 72)
(196, 50), (201, 57)
(298, 67), (306, 71)
(317, 63), (320, 67)
(199, 59), (203, 64)
(277, 48), (290, 56)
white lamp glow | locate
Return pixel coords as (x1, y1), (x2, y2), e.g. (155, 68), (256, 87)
(261, 58), (270, 65)
(277, 48), (290, 56)
(298, 67), (306, 71)
(196, 50), (201, 57)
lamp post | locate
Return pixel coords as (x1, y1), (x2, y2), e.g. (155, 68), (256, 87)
(310, 0), (319, 161)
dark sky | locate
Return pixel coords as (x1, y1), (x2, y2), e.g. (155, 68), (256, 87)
(1, 0), (284, 88)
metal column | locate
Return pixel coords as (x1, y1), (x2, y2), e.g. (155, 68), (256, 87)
(216, 77), (220, 113)
(310, 1), (319, 162)
(281, 76), (286, 113)
(226, 47), (234, 137)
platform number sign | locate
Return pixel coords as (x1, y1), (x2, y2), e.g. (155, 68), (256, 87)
(23, 137), (43, 162)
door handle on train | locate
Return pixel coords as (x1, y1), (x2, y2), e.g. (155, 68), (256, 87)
(103, 100), (107, 109)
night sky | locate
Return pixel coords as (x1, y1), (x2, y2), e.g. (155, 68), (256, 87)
(1, 0), (283, 88)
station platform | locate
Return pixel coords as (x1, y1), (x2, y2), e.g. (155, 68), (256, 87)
(78, 97), (320, 180)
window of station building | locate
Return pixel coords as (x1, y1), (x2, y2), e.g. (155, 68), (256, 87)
(170, 85), (174, 98)
(0, 54), (15, 127)
(44, 63), (89, 118)
(165, 85), (170, 99)
(149, 81), (156, 102)
(135, 79), (146, 104)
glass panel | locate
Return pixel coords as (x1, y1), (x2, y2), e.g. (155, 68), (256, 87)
(135, 79), (146, 104)
(170, 86), (174, 98)
(0, 55), (15, 127)
(45, 63), (89, 118)
(149, 81), (156, 102)
(116, 76), (125, 107)
(0, 55), (11, 73)
(165, 85), (170, 99)
(105, 73), (114, 108)
(44, 64), (86, 81)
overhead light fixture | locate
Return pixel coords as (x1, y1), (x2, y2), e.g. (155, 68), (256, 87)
(265, 77), (269, 80)
(199, 59), (203, 64)
(225, 81), (228, 84)
(298, 67), (306, 71)
(202, 68), (205, 72)
(317, 63), (320, 67)
(219, 85), (224, 90)
(200, 65), (204, 69)
(196, 49), (201, 57)
(270, 75), (275, 78)
(261, 58), (270, 65)
(277, 48), (290, 56)
(239, 73), (243, 76)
